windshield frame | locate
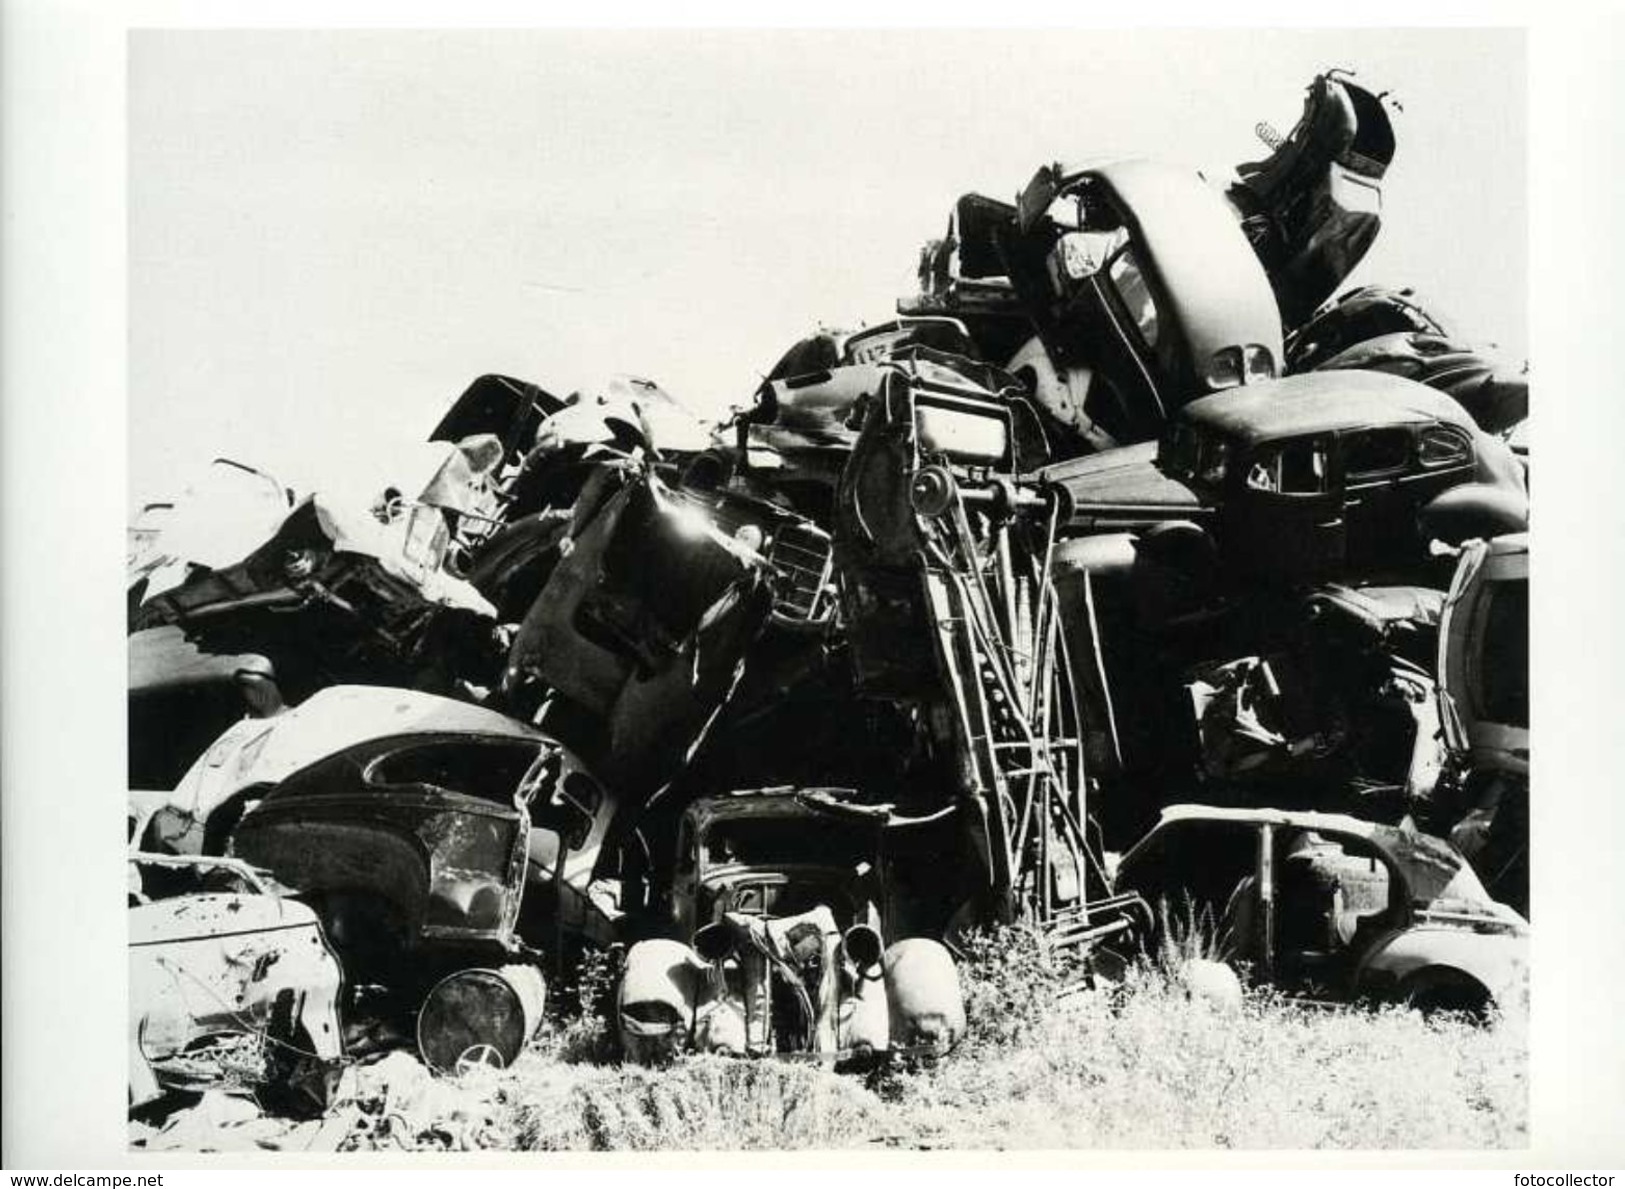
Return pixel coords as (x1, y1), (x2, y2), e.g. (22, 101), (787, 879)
(1160, 422), (1232, 489)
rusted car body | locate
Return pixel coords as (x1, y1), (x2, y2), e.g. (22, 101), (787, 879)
(1042, 370), (1528, 583)
(434, 371), (710, 523)
(129, 853), (344, 1111)
(1044, 548), (1450, 846)
(617, 788), (965, 1063)
(499, 461), (785, 803)
(1113, 805), (1527, 1012)
(905, 159), (1282, 455)
(1183, 585), (1444, 807)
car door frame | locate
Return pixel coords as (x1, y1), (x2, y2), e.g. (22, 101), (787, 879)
(1222, 433), (1347, 581)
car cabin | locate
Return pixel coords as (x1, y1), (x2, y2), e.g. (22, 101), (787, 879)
(1171, 371), (1483, 576)
(1045, 371), (1498, 581)
(669, 788), (888, 941)
(1113, 804), (1523, 1007)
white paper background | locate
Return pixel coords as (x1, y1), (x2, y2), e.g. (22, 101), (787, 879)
(3, 0), (1621, 1170)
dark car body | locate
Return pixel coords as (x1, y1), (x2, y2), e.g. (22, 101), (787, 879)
(1285, 285), (1455, 374)
(1316, 332), (1528, 438)
(155, 687), (619, 987)
(128, 625), (283, 791)
(1114, 805), (1527, 1011)
(1041, 370), (1528, 582)
(1228, 71), (1399, 329)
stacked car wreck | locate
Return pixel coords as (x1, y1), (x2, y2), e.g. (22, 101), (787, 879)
(127, 69), (1530, 1117)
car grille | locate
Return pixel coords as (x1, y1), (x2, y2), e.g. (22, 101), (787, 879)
(767, 522), (834, 623)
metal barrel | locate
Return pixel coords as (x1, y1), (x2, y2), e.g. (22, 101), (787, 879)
(415, 963), (547, 1075)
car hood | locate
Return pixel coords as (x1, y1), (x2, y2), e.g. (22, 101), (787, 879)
(166, 686), (544, 832)
(130, 890), (322, 947)
(1039, 442), (1205, 516)
(1359, 920), (1528, 1007)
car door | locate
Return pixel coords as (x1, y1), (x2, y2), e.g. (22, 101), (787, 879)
(1114, 818), (1266, 964)
(1438, 535), (1529, 775)
(1339, 425), (1415, 565)
(1223, 435), (1344, 581)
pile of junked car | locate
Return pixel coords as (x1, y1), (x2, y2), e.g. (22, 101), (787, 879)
(127, 69), (1530, 1120)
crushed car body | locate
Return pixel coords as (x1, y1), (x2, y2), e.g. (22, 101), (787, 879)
(906, 158), (1283, 455)
(128, 853), (345, 1112)
(617, 788), (966, 1063)
(129, 443), (506, 716)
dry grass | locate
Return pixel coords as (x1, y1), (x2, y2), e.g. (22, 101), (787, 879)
(323, 924), (1526, 1152)
(877, 926), (1527, 1149)
(135, 926), (1526, 1152)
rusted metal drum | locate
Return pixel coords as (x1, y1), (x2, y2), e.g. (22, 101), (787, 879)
(416, 964), (546, 1075)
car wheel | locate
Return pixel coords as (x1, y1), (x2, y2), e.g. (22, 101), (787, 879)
(1399, 968), (1491, 1017)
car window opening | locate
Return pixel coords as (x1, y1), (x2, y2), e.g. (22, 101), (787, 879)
(367, 739), (542, 806)
(1417, 424), (1472, 468)
(701, 816), (873, 872)
(1107, 246), (1160, 349)
(1246, 440), (1327, 494)
(1345, 427), (1412, 480)
(1478, 580), (1529, 728)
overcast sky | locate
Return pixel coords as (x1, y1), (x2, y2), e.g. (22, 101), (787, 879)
(129, 28), (1526, 509)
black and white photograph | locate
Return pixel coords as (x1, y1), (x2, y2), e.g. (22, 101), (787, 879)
(5, 10), (1624, 1172)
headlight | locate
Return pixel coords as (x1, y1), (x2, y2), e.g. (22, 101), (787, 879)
(1204, 347), (1245, 390)
(1243, 344), (1277, 382)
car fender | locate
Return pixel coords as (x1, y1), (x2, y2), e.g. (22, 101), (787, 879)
(1418, 483), (1528, 547)
(617, 938), (707, 1064)
(882, 938), (966, 1053)
(1356, 924), (1527, 1008)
